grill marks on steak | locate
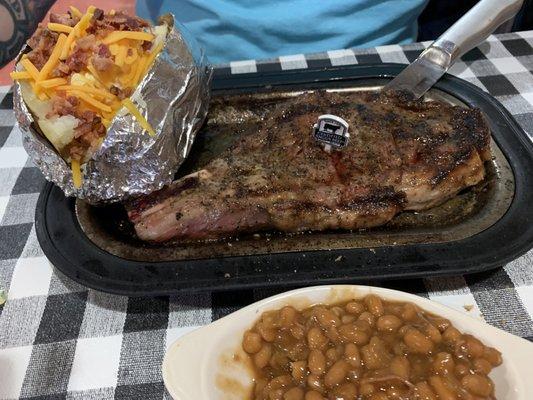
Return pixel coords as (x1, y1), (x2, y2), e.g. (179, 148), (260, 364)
(126, 90), (491, 242)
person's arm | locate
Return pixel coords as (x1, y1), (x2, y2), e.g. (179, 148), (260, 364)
(0, 0), (56, 67)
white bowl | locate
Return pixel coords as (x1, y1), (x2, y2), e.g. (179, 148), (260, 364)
(163, 285), (533, 399)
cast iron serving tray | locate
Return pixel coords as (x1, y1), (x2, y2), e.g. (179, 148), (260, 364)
(35, 64), (533, 296)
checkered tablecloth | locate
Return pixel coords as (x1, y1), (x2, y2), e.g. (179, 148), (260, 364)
(1, 31), (533, 399)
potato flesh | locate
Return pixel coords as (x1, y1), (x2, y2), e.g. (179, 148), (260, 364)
(20, 81), (78, 153)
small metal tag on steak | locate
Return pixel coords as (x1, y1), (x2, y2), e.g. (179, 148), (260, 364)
(126, 90), (491, 242)
(313, 114), (350, 152)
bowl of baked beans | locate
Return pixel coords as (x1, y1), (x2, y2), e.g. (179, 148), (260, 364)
(162, 285), (533, 400)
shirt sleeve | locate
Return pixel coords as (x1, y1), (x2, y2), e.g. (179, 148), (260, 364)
(136, 0), (164, 23)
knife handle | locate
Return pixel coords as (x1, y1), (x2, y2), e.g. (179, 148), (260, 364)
(432, 0), (523, 66)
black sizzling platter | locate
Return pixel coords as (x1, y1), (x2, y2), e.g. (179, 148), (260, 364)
(35, 64), (533, 296)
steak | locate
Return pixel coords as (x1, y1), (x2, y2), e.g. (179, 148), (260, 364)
(126, 90), (491, 242)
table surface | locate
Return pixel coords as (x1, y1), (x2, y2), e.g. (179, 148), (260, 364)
(1, 32), (533, 400)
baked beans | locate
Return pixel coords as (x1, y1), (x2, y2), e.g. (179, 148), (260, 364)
(242, 295), (502, 400)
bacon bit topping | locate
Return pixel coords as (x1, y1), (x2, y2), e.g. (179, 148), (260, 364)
(92, 8), (104, 21)
(141, 40), (152, 51)
(50, 12), (80, 27)
(97, 43), (111, 57)
(86, 10), (149, 36)
(109, 85), (133, 100)
(92, 55), (114, 72)
(46, 95), (79, 118)
(51, 62), (70, 77)
(76, 34), (96, 50)
(62, 108), (107, 162)
(70, 110), (107, 161)
(66, 47), (89, 73)
(48, 23), (74, 34)
(91, 43), (114, 72)
(75, 110), (106, 139)
(26, 27), (59, 70)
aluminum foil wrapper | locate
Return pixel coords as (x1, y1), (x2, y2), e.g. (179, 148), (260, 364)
(13, 14), (212, 204)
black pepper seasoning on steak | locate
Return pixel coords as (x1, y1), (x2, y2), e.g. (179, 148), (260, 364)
(126, 90), (492, 242)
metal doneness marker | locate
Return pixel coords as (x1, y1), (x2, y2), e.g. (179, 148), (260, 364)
(313, 114), (350, 153)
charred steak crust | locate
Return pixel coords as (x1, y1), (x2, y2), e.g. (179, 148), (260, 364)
(126, 90), (491, 242)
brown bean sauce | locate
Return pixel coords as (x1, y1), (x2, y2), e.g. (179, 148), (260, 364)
(242, 295), (502, 400)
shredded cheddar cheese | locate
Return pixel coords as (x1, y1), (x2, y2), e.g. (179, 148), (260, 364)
(102, 31), (155, 45)
(29, 81), (48, 100)
(38, 34), (67, 82)
(69, 6), (83, 18)
(38, 77), (68, 89)
(71, 159), (82, 188)
(124, 50), (139, 65)
(123, 99), (155, 136)
(86, 63), (108, 88)
(28, 81), (47, 100)
(109, 44), (120, 56)
(61, 29), (77, 60)
(144, 41), (164, 72)
(61, 6), (96, 60)
(10, 71), (31, 80)
(56, 84), (116, 100)
(77, 6), (96, 33)
(48, 23), (73, 34)
(115, 45), (128, 67)
(75, 91), (113, 112)
(20, 58), (40, 81)
(102, 110), (116, 120)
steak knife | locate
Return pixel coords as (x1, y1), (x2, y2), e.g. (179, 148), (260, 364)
(385, 0), (524, 99)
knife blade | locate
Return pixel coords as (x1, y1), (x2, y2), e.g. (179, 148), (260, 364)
(385, 45), (451, 99)
(385, 0), (523, 99)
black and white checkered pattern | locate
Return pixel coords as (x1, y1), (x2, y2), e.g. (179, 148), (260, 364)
(1, 32), (533, 399)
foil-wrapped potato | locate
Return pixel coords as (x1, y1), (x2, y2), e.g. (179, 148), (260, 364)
(12, 6), (211, 203)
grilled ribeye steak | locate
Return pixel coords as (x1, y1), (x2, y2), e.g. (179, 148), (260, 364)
(127, 90), (491, 242)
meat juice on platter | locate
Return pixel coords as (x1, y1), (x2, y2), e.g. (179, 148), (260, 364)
(126, 90), (491, 243)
